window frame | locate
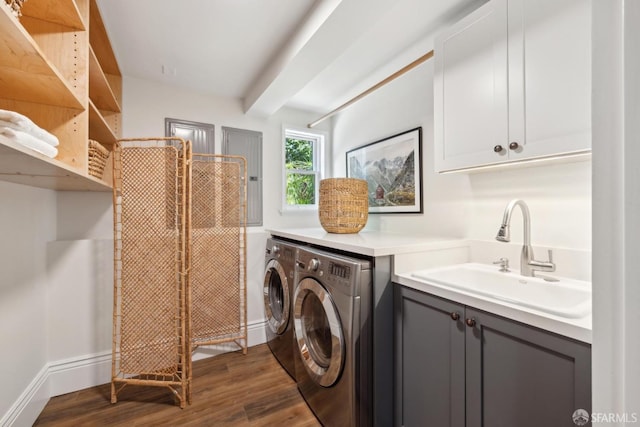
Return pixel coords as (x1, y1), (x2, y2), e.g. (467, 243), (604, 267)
(282, 126), (326, 212)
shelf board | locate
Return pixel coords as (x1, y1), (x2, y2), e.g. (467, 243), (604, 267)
(89, 0), (120, 76)
(89, 46), (121, 112)
(88, 100), (117, 147)
(20, 0), (85, 30)
(0, 135), (111, 191)
(0, 6), (84, 109)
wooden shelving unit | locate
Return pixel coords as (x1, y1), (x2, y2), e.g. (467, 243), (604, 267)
(89, 100), (118, 147)
(21, 0), (85, 30)
(0, 0), (121, 192)
(89, 47), (121, 113)
(89, 0), (121, 147)
(0, 135), (111, 191)
(0, 7), (84, 109)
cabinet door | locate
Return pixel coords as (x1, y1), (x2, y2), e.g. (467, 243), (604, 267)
(434, 0), (509, 172)
(394, 286), (465, 427)
(465, 307), (592, 427)
(508, 0), (591, 160)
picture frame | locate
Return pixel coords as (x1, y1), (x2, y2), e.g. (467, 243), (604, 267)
(346, 127), (423, 214)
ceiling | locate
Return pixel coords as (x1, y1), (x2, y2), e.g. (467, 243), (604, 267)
(96, 0), (485, 118)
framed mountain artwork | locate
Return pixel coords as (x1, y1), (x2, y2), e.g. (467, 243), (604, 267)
(346, 127), (423, 214)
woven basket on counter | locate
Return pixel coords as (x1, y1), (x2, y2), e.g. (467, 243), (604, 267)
(88, 139), (109, 179)
(319, 178), (368, 234)
(4, 0), (27, 17)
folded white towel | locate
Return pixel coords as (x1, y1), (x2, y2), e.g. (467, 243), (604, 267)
(0, 109), (59, 147)
(0, 127), (58, 158)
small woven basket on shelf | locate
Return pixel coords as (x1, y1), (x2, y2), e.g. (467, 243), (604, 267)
(4, 0), (27, 17)
(319, 178), (368, 234)
(88, 139), (109, 179)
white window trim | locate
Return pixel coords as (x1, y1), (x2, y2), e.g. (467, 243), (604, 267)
(281, 125), (327, 213)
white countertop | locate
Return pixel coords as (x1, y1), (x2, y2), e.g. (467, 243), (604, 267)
(268, 227), (592, 343)
(394, 271), (592, 343)
(267, 227), (467, 257)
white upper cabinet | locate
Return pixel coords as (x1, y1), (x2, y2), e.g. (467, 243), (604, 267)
(434, 0), (591, 172)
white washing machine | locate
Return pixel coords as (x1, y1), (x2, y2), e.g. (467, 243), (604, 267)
(293, 245), (373, 427)
(263, 237), (298, 379)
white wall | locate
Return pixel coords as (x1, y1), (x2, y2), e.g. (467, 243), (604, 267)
(45, 239), (113, 396)
(331, 59), (592, 255)
(332, 61), (472, 237)
(592, 0), (640, 422)
(0, 182), (56, 425)
(466, 160), (592, 250)
(56, 192), (112, 240)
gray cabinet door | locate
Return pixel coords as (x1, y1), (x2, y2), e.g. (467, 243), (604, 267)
(394, 286), (466, 427)
(394, 285), (592, 427)
(464, 307), (592, 427)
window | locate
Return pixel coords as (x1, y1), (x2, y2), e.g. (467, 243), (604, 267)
(283, 128), (325, 210)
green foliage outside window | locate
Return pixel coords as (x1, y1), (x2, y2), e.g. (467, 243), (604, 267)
(286, 138), (313, 169)
(286, 138), (315, 205)
(286, 174), (315, 205)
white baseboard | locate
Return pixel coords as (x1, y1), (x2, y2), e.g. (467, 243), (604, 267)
(1, 352), (112, 427)
(192, 319), (267, 361)
(2, 319), (267, 427)
(0, 365), (49, 427)
(47, 352), (112, 398)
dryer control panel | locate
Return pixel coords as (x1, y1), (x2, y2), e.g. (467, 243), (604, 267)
(296, 247), (371, 297)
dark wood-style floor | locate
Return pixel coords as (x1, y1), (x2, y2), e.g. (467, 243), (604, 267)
(34, 344), (321, 426)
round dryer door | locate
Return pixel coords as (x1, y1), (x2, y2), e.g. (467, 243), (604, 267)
(293, 277), (345, 387)
(263, 259), (290, 335)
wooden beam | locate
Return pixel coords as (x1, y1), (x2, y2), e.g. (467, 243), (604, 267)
(307, 50), (435, 128)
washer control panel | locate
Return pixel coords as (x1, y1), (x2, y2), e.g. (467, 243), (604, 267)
(266, 239), (297, 264)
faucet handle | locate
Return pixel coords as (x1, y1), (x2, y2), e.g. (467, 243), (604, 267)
(529, 249), (556, 274)
(493, 257), (510, 272)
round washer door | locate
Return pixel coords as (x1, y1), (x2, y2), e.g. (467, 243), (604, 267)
(263, 259), (290, 335)
(293, 277), (345, 387)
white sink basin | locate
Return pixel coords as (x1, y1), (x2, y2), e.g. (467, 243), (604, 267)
(411, 263), (591, 318)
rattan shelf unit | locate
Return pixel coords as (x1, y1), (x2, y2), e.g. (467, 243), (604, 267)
(111, 138), (248, 408)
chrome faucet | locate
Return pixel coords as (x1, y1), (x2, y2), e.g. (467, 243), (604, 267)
(495, 199), (555, 277)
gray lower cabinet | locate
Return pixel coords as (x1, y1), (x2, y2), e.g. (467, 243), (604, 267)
(394, 285), (592, 427)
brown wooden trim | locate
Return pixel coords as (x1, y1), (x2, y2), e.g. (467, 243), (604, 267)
(307, 50), (435, 128)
